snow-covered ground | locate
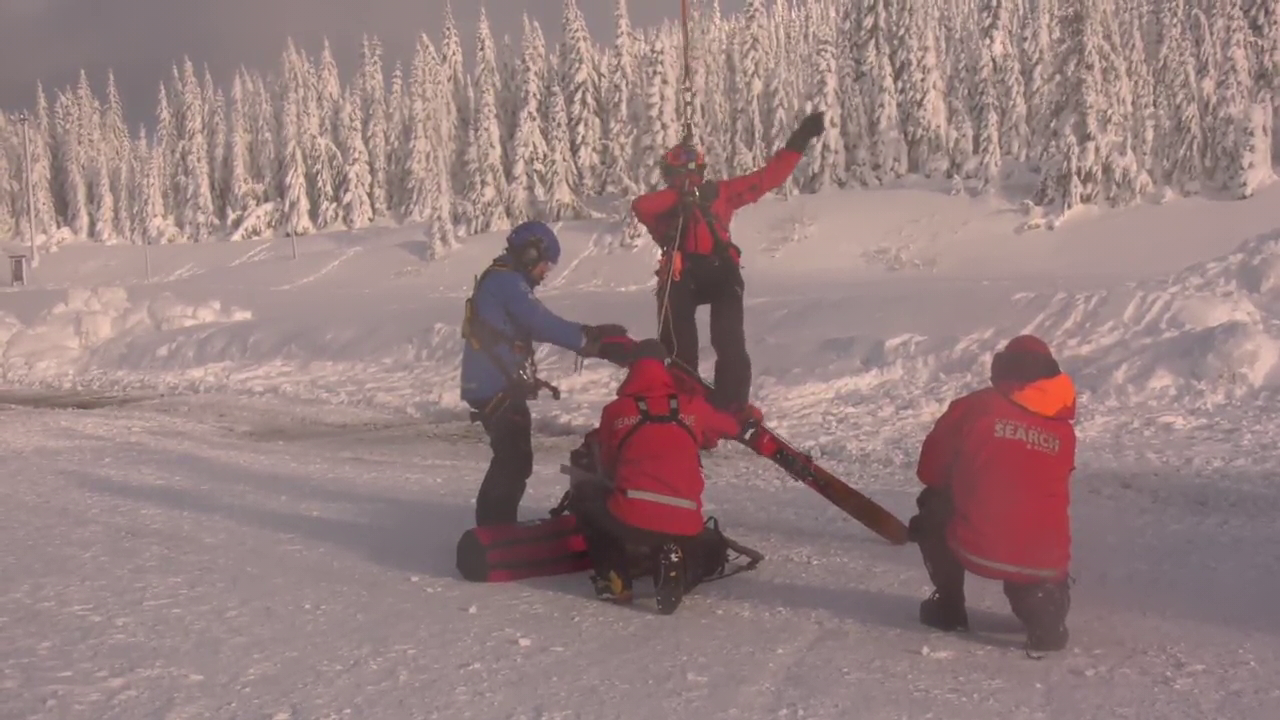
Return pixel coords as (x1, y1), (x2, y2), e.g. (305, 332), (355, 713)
(3, 181), (1280, 717)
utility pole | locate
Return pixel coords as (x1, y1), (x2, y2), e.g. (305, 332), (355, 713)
(17, 111), (38, 267)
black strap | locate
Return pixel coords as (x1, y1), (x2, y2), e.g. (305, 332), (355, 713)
(669, 187), (739, 262)
(615, 394), (698, 459)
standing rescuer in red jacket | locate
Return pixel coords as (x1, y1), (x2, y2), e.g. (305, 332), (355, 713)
(909, 334), (1078, 653)
(631, 112), (826, 417)
(567, 339), (747, 615)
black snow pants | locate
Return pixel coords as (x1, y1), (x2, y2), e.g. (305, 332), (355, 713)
(657, 253), (750, 410)
(911, 487), (1071, 643)
(568, 481), (723, 591)
(468, 396), (534, 526)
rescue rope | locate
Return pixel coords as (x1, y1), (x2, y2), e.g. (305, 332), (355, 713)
(656, 0), (696, 360)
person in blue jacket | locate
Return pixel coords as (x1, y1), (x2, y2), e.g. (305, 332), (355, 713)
(461, 220), (629, 526)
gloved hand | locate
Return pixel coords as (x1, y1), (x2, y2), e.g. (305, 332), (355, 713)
(785, 111), (825, 153)
(580, 324), (630, 359)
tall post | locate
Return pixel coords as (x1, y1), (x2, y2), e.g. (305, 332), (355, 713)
(17, 111), (38, 267)
(679, 0), (694, 144)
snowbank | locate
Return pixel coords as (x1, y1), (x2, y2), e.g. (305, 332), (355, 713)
(831, 232), (1279, 401)
(0, 189), (1277, 465)
(0, 287), (251, 385)
(1019, 230), (1280, 400)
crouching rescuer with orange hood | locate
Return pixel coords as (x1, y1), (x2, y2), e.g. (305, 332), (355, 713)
(565, 339), (757, 615)
(631, 112), (825, 418)
(909, 335), (1077, 653)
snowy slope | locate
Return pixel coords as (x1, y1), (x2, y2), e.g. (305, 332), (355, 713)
(3, 182), (1280, 718)
(3, 178), (1280, 463)
(1, 393), (1278, 720)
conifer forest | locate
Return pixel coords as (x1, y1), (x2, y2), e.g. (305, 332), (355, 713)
(0, 0), (1277, 251)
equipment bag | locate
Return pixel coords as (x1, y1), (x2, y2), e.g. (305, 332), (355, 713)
(455, 512), (591, 582)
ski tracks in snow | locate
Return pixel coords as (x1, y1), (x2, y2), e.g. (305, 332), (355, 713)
(271, 247), (361, 290)
(230, 242), (274, 266)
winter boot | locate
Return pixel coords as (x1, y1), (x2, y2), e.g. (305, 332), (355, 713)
(590, 569), (633, 605)
(653, 542), (687, 615)
(1026, 622), (1069, 653)
(1006, 581), (1071, 652)
(919, 590), (970, 632)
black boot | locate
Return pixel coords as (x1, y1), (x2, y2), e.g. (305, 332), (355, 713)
(1006, 580), (1071, 652)
(653, 542), (687, 615)
(1026, 621), (1069, 652)
(919, 590), (970, 632)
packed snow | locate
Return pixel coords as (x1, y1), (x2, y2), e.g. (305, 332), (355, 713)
(2, 174), (1280, 717)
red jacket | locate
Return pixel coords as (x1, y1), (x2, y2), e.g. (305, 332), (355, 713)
(597, 358), (743, 536)
(916, 374), (1078, 584)
(631, 149), (803, 262)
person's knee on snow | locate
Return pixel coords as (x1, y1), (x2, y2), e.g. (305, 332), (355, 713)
(578, 338), (745, 611)
(910, 334), (1077, 649)
(1004, 580), (1071, 652)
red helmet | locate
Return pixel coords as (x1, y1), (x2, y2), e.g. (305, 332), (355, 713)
(661, 143), (706, 188)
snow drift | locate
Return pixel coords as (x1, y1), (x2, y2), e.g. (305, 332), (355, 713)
(790, 230), (1280, 405)
(0, 287), (251, 384)
(0, 189), (1277, 459)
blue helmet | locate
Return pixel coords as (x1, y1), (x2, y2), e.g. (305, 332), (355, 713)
(505, 221), (561, 268)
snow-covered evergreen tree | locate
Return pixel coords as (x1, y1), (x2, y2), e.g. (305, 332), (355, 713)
(897, 0), (951, 177)
(507, 15), (551, 223)
(402, 35), (443, 223)
(838, 0), (873, 186)
(176, 58), (215, 240)
(338, 91), (374, 228)
(463, 9), (511, 234)
(53, 90), (88, 238)
(641, 28), (681, 189)
(738, 0), (768, 169)
(561, 0), (604, 193)
(440, 1), (471, 199)
(1155, 0), (1206, 193)
(104, 72), (133, 242)
(22, 85), (58, 240)
(225, 74), (255, 232)
(385, 62), (407, 215)
(138, 127), (182, 245)
(1220, 0), (1268, 196)
(863, 0), (908, 181)
(359, 36), (389, 218)
(803, 23), (844, 191)
(278, 49), (314, 237)
(544, 80), (589, 219)
(203, 68), (227, 225)
(601, 0), (639, 196)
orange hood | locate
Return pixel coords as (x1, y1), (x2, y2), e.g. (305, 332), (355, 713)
(995, 373), (1076, 421)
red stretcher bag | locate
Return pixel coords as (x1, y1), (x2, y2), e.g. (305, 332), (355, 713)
(455, 512), (591, 582)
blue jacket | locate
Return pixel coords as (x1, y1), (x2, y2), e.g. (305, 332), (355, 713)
(460, 254), (586, 404)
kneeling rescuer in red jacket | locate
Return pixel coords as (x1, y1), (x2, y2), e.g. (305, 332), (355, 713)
(909, 334), (1077, 653)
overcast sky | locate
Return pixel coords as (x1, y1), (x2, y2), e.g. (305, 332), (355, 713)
(0, 0), (745, 126)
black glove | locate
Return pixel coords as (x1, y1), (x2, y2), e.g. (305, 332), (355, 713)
(580, 324), (629, 358)
(584, 323), (627, 340)
(785, 111), (825, 153)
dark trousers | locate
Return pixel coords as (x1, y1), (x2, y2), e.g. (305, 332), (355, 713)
(569, 481), (717, 591)
(658, 254), (750, 410)
(468, 396), (533, 526)
(912, 487), (1071, 636)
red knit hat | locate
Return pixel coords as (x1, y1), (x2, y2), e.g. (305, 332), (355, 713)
(1003, 334), (1052, 357)
(991, 334), (1060, 383)
(632, 338), (669, 363)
